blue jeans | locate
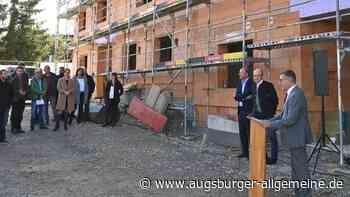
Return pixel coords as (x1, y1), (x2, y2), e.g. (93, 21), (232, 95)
(44, 96), (58, 125)
(31, 99), (46, 127)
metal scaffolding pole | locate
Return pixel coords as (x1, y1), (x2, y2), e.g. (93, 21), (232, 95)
(206, 0), (212, 127)
(121, 30), (126, 84)
(267, 0), (272, 79)
(106, 0), (112, 78)
(76, 2), (81, 69)
(336, 0), (344, 167)
(184, 0), (191, 137)
(144, 23), (148, 86)
(151, 0), (156, 84)
(126, 0), (132, 81)
(90, 3), (96, 75)
(242, 0), (247, 68)
(63, 3), (69, 69)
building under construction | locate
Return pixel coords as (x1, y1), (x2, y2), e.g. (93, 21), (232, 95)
(59, 0), (350, 147)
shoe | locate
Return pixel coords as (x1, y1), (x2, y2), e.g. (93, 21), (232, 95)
(17, 130), (25, 134)
(0, 139), (9, 144)
(40, 126), (48, 130)
(30, 125), (34, 131)
(237, 154), (249, 158)
(53, 121), (60, 131)
(12, 129), (25, 134)
(102, 123), (109, 127)
(11, 128), (17, 134)
(68, 117), (73, 125)
(266, 157), (277, 165)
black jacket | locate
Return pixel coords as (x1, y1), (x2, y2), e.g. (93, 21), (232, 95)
(104, 79), (123, 103)
(86, 74), (95, 98)
(0, 79), (13, 110)
(45, 72), (59, 97)
(234, 78), (256, 115)
(10, 74), (29, 102)
(253, 80), (279, 119)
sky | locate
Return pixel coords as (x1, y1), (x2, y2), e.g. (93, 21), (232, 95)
(291, 0), (350, 18)
(36, 0), (57, 34)
(4, 0), (350, 35)
(1, 0), (72, 34)
(36, 0), (73, 35)
(1, 0), (73, 35)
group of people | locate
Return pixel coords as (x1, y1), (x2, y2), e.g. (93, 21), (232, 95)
(0, 64), (124, 143)
(235, 67), (313, 197)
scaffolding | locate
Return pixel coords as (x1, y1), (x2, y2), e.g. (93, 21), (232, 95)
(58, 0), (350, 166)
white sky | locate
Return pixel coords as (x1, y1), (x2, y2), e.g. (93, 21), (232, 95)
(1, 0), (73, 34)
(36, 0), (74, 35)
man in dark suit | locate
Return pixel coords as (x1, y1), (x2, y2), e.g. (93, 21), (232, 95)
(10, 66), (29, 134)
(234, 67), (256, 158)
(261, 70), (313, 197)
(252, 68), (279, 164)
(85, 70), (95, 121)
(58, 67), (65, 79)
(44, 65), (59, 124)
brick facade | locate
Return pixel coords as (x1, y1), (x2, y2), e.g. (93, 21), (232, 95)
(69, 0), (350, 139)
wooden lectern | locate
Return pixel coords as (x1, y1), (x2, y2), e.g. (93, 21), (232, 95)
(248, 117), (266, 197)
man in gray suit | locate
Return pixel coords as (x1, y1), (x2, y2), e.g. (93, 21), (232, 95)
(260, 70), (313, 197)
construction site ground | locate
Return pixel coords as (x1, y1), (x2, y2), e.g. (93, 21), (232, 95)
(0, 107), (350, 197)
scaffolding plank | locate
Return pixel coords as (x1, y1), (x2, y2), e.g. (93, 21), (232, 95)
(247, 31), (350, 50)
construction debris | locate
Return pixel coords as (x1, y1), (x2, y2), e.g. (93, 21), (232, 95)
(128, 97), (168, 133)
(154, 91), (171, 114)
(144, 85), (161, 108)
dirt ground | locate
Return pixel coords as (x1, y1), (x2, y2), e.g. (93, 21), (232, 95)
(0, 108), (350, 197)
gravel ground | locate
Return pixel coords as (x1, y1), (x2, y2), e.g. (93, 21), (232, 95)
(0, 108), (350, 197)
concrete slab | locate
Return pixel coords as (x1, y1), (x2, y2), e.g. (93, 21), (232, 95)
(89, 102), (104, 113)
(154, 91), (170, 114)
(207, 114), (239, 134)
(144, 85), (161, 108)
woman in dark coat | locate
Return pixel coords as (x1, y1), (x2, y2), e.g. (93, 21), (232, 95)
(54, 69), (76, 131)
(102, 73), (123, 127)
